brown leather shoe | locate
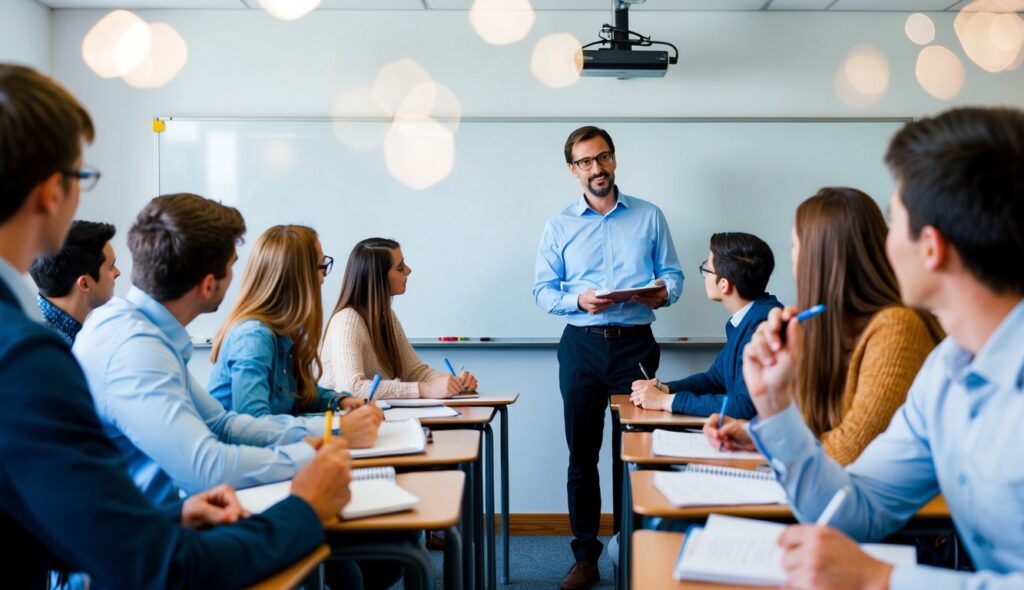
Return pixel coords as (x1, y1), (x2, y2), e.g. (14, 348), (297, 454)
(560, 560), (600, 590)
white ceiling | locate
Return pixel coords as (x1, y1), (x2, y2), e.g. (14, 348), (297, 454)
(36, 0), (975, 11)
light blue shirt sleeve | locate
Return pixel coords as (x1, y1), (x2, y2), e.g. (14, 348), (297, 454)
(222, 326), (279, 418)
(533, 220), (584, 316)
(101, 334), (318, 494)
(651, 207), (683, 307)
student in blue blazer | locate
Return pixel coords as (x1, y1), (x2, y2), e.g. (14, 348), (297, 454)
(630, 232), (781, 419)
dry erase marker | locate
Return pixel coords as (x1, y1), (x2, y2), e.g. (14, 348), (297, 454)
(438, 336), (459, 342)
(779, 304), (826, 344)
(367, 374), (382, 402)
(816, 486), (851, 526)
(717, 397), (729, 451)
(324, 410), (333, 444)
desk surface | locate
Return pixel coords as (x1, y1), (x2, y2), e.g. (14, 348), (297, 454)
(632, 531), (764, 589)
(419, 406), (496, 426)
(440, 392), (519, 407)
(622, 431), (766, 469)
(631, 470), (951, 520)
(352, 430), (480, 468)
(245, 544), (329, 590)
(327, 471), (464, 532)
(616, 398), (706, 427)
(610, 393), (629, 412)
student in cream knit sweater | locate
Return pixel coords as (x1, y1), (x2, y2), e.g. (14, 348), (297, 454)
(320, 238), (480, 399)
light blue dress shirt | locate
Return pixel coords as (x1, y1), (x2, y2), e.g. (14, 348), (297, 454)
(749, 300), (1024, 589)
(74, 286), (322, 506)
(208, 318), (341, 416)
(533, 192), (684, 327)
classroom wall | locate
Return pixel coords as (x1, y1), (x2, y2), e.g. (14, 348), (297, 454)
(0, 0), (50, 71)
(49, 8), (1024, 514)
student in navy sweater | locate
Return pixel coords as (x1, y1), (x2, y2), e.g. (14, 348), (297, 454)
(630, 232), (780, 419)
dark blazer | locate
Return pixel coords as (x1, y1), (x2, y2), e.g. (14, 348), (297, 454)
(665, 294), (783, 419)
(0, 276), (325, 589)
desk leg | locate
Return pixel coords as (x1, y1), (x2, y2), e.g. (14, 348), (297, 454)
(474, 436), (485, 590)
(484, 424), (496, 590)
(300, 562), (325, 590)
(461, 462), (475, 590)
(617, 461), (634, 590)
(498, 406), (510, 584)
(329, 540), (434, 590)
(444, 525), (463, 590)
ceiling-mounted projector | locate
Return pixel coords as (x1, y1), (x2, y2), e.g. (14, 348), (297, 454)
(578, 0), (678, 79)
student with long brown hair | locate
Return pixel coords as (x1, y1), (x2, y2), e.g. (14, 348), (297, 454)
(705, 187), (944, 465)
(208, 225), (381, 447)
(320, 237), (479, 399)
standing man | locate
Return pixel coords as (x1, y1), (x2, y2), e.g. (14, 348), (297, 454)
(30, 220), (120, 345)
(533, 126), (684, 589)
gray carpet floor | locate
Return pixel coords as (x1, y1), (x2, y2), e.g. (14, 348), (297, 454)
(398, 535), (616, 589)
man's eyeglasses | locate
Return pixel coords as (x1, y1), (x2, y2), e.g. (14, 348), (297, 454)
(571, 151), (615, 170)
(65, 165), (102, 192)
(318, 255), (334, 276)
(699, 260), (717, 277)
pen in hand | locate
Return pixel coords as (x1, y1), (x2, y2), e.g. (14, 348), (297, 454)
(816, 486), (851, 526)
(323, 410), (332, 444)
(717, 396), (729, 452)
(444, 357), (468, 393)
(366, 374), (382, 403)
(779, 304), (826, 345)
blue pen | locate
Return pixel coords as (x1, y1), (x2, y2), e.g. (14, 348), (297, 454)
(367, 374), (382, 402)
(779, 304), (826, 344)
(444, 357), (469, 393)
(717, 396), (729, 451)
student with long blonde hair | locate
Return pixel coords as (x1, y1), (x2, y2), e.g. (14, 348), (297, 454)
(705, 188), (944, 465)
(320, 237), (478, 399)
(209, 225), (380, 447)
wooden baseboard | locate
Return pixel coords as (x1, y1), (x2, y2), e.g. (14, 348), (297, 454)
(493, 514), (615, 536)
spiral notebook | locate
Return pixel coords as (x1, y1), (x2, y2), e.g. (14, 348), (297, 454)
(653, 464), (787, 507)
(348, 418), (427, 459)
(673, 514), (917, 586)
(236, 466), (420, 520)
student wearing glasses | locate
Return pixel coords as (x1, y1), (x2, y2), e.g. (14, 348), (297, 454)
(532, 126), (684, 590)
(630, 232), (781, 419)
(705, 187), (944, 466)
(208, 225), (381, 448)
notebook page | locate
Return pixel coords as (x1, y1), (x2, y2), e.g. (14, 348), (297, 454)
(348, 418), (426, 459)
(342, 479), (420, 520)
(384, 406), (460, 421)
(674, 515), (786, 585)
(653, 470), (788, 506)
(652, 429), (763, 461)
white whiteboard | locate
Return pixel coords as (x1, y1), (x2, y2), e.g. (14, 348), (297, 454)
(157, 117), (905, 340)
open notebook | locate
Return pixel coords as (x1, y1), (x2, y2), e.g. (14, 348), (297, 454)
(673, 514), (917, 586)
(652, 429), (763, 461)
(384, 406), (460, 421)
(349, 418), (427, 459)
(653, 464), (788, 507)
(236, 466), (420, 520)
(386, 394), (476, 408)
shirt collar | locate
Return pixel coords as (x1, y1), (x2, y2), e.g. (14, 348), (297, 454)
(0, 256), (44, 321)
(126, 285), (193, 363)
(37, 294), (82, 343)
(940, 299), (1024, 393)
(573, 190), (631, 216)
(730, 300), (755, 328)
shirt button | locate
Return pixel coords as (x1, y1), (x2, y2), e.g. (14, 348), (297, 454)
(972, 533), (988, 548)
(958, 474), (967, 485)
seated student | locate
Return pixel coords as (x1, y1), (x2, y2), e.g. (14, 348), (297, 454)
(74, 193), (381, 506)
(208, 224), (371, 419)
(28, 220), (120, 344)
(629, 232), (781, 418)
(320, 237), (479, 399)
(740, 107), (1024, 589)
(0, 63), (352, 589)
(705, 187), (944, 465)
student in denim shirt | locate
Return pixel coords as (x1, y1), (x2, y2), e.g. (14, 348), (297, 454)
(209, 225), (379, 442)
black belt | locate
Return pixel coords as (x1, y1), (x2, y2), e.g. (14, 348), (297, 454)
(572, 324), (651, 339)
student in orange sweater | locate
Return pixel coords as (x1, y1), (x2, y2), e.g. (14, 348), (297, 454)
(705, 187), (944, 465)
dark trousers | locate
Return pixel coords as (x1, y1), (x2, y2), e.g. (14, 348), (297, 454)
(558, 324), (660, 563)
